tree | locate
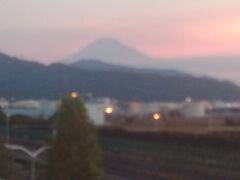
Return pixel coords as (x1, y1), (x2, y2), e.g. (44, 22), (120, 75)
(46, 94), (103, 180)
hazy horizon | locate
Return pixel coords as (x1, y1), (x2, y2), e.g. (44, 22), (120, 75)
(1, 36), (240, 85)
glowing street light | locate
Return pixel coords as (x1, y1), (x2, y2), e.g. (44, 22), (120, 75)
(105, 107), (114, 114)
(185, 96), (192, 103)
(153, 113), (161, 120)
(71, 92), (78, 99)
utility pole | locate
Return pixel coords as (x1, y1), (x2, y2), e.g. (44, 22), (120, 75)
(5, 112), (10, 143)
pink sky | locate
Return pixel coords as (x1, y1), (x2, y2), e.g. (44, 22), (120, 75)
(0, 0), (240, 63)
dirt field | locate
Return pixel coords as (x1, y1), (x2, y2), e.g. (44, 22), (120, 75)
(99, 127), (240, 179)
(108, 117), (240, 134)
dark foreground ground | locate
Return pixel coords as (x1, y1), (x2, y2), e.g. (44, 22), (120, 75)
(100, 128), (240, 180)
(2, 126), (240, 179)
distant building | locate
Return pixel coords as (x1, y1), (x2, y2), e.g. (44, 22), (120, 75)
(85, 98), (116, 125)
(183, 101), (211, 118)
(127, 102), (142, 117)
(3, 98), (111, 125)
(140, 102), (160, 116)
(207, 108), (240, 118)
(0, 98), (10, 108)
(3, 100), (58, 118)
(85, 102), (105, 125)
(11, 100), (41, 109)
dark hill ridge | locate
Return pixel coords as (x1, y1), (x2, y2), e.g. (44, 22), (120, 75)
(71, 59), (189, 77)
(1, 53), (240, 101)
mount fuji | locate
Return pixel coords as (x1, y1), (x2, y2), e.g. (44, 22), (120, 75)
(62, 37), (240, 84)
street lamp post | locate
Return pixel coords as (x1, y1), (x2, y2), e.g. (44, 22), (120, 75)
(4, 144), (49, 180)
(31, 157), (36, 180)
(5, 112), (10, 144)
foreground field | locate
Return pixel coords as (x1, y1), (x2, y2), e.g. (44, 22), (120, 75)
(1, 123), (240, 179)
(111, 117), (240, 134)
(100, 128), (240, 179)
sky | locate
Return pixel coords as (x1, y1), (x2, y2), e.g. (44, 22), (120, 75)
(0, 0), (240, 64)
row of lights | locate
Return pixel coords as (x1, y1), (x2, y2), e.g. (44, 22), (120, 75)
(71, 92), (160, 120)
(105, 107), (161, 121)
(71, 92), (194, 121)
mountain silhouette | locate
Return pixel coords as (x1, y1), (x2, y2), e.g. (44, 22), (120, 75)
(62, 38), (240, 84)
(62, 38), (155, 67)
(1, 52), (240, 101)
(71, 59), (189, 77)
